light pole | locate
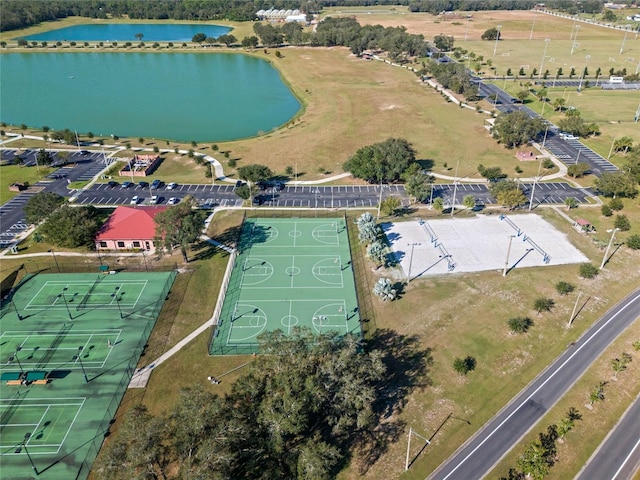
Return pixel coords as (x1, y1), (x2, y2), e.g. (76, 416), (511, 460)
(209, 161), (215, 186)
(406, 242), (421, 282)
(493, 25), (502, 56)
(568, 291), (583, 327)
(49, 249), (60, 273)
(73, 346), (89, 383)
(377, 181), (384, 219)
(8, 347), (24, 375)
(450, 160), (460, 217)
(111, 291), (123, 319)
(58, 288), (73, 321)
(11, 300), (23, 320)
(314, 188), (320, 217)
(577, 55), (590, 92)
(538, 38), (550, 79)
(571, 25), (580, 55)
(620, 26), (629, 54)
(529, 13), (537, 40)
(503, 235), (515, 276)
(16, 433), (38, 475)
(600, 228), (620, 269)
(528, 155), (544, 211)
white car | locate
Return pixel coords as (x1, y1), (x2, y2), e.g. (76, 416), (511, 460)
(168, 197), (179, 205)
(130, 196), (139, 205)
(150, 195), (158, 205)
(167, 182), (177, 190)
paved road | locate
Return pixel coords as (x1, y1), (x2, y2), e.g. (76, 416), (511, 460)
(576, 394), (640, 480)
(428, 288), (640, 480)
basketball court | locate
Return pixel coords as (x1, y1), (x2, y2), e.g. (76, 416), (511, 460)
(383, 214), (589, 280)
(0, 271), (175, 480)
(210, 217), (361, 355)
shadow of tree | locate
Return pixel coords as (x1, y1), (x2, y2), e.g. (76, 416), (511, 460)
(354, 329), (433, 474)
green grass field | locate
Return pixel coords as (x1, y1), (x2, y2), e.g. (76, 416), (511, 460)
(210, 217), (361, 355)
(0, 271), (175, 480)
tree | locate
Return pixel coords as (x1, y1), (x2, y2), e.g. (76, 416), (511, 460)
(552, 98), (566, 111)
(564, 197), (578, 210)
(517, 441), (549, 480)
(367, 240), (386, 268)
(567, 162), (590, 178)
(627, 234), (640, 250)
(241, 35), (259, 49)
(594, 172), (638, 198)
(601, 204), (613, 217)
(154, 196), (206, 263)
(343, 138), (417, 184)
(403, 164), (433, 203)
(558, 407), (582, 438)
(611, 357), (627, 378)
(579, 263), (599, 279)
(589, 381), (607, 405)
(609, 197), (624, 211)
(481, 27), (501, 40)
(463, 195), (476, 209)
(134, 32), (144, 41)
(217, 33), (237, 47)
(508, 316), (533, 334)
(358, 223), (379, 244)
(555, 281), (575, 295)
(237, 164), (273, 191)
(516, 90), (530, 103)
(373, 277), (396, 301)
(234, 184), (251, 200)
(380, 196), (402, 216)
(533, 297), (555, 313)
(24, 192), (65, 225)
(613, 136), (633, 154)
(492, 111), (545, 148)
(433, 34), (454, 51)
(496, 188), (526, 210)
(39, 205), (102, 248)
(453, 356), (476, 375)
(478, 164), (507, 182)
(433, 197), (444, 211)
(614, 214), (631, 231)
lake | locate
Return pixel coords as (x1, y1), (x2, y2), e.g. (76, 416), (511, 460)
(0, 52), (301, 142)
(20, 23), (232, 42)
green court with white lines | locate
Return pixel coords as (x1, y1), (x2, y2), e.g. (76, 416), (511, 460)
(210, 217), (362, 355)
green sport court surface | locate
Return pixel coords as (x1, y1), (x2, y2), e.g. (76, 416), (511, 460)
(210, 217), (362, 355)
(0, 271), (175, 480)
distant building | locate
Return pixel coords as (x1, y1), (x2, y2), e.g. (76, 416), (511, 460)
(95, 206), (166, 251)
(119, 154), (162, 177)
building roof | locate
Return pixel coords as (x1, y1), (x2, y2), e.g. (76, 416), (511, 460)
(96, 206), (167, 241)
(576, 218), (592, 226)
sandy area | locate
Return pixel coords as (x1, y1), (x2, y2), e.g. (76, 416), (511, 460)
(382, 214), (589, 279)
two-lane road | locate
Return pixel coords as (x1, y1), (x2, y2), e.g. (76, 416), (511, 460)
(428, 288), (640, 480)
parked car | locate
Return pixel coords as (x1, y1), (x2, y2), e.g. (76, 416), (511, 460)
(151, 179), (162, 189)
(107, 180), (119, 187)
(167, 182), (177, 190)
(167, 197), (179, 205)
(235, 180), (246, 188)
(252, 195), (263, 206)
(130, 196), (140, 204)
(121, 181), (133, 188)
(138, 181), (148, 188)
(275, 181), (284, 191)
(149, 195), (159, 205)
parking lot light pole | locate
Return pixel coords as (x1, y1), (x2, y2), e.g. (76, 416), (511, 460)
(493, 25), (502, 56)
(577, 55), (590, 92)
(111, 292), (123, 319)
(538, 38), (550, 80)
(58, 288), (73, 321)
(570, 25), (580, 55)
(406, 242), (421, 282)
(503, 235), (515, 276)
(49, 249), (60, 273)
(8, 348), (25, 375)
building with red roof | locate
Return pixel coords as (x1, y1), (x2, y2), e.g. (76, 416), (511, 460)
(95, 206), (167, 252)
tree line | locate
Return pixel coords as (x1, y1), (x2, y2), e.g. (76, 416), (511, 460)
(407, 0), (604, 15)
(93, 328), (429, 480)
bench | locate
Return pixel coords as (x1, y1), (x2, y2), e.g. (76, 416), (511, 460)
(33, 379), (49, 385)
(6, 380), (23, 386)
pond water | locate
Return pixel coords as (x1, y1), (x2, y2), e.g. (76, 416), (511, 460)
(0, 52), (301, 142)
(20, 23), (232, 42)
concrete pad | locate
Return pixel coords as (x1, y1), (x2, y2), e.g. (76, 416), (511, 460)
(382, 214), (588, 279)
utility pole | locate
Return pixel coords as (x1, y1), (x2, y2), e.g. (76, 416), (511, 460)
(503, 235), (515, 276)
(600, 228), (619, 269)
(568, 291), (583, 327)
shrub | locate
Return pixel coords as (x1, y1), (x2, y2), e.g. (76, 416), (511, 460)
(534, 297), (555, 313)
(609, 198), (624, 211)
(627, 234), (640, 250)
(228, 158), (237, 168)
(556, 281), (575, 295)
(508, 316), (533, 333)
(601, 204), (613, 217)
(579, 263), (599, 279)
(614, 214), (631, 231)
(453, 356), (477, 375)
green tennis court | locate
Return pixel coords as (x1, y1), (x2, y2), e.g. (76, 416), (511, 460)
(210, 217), (361, 355)
(0, 271), (175, 480)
